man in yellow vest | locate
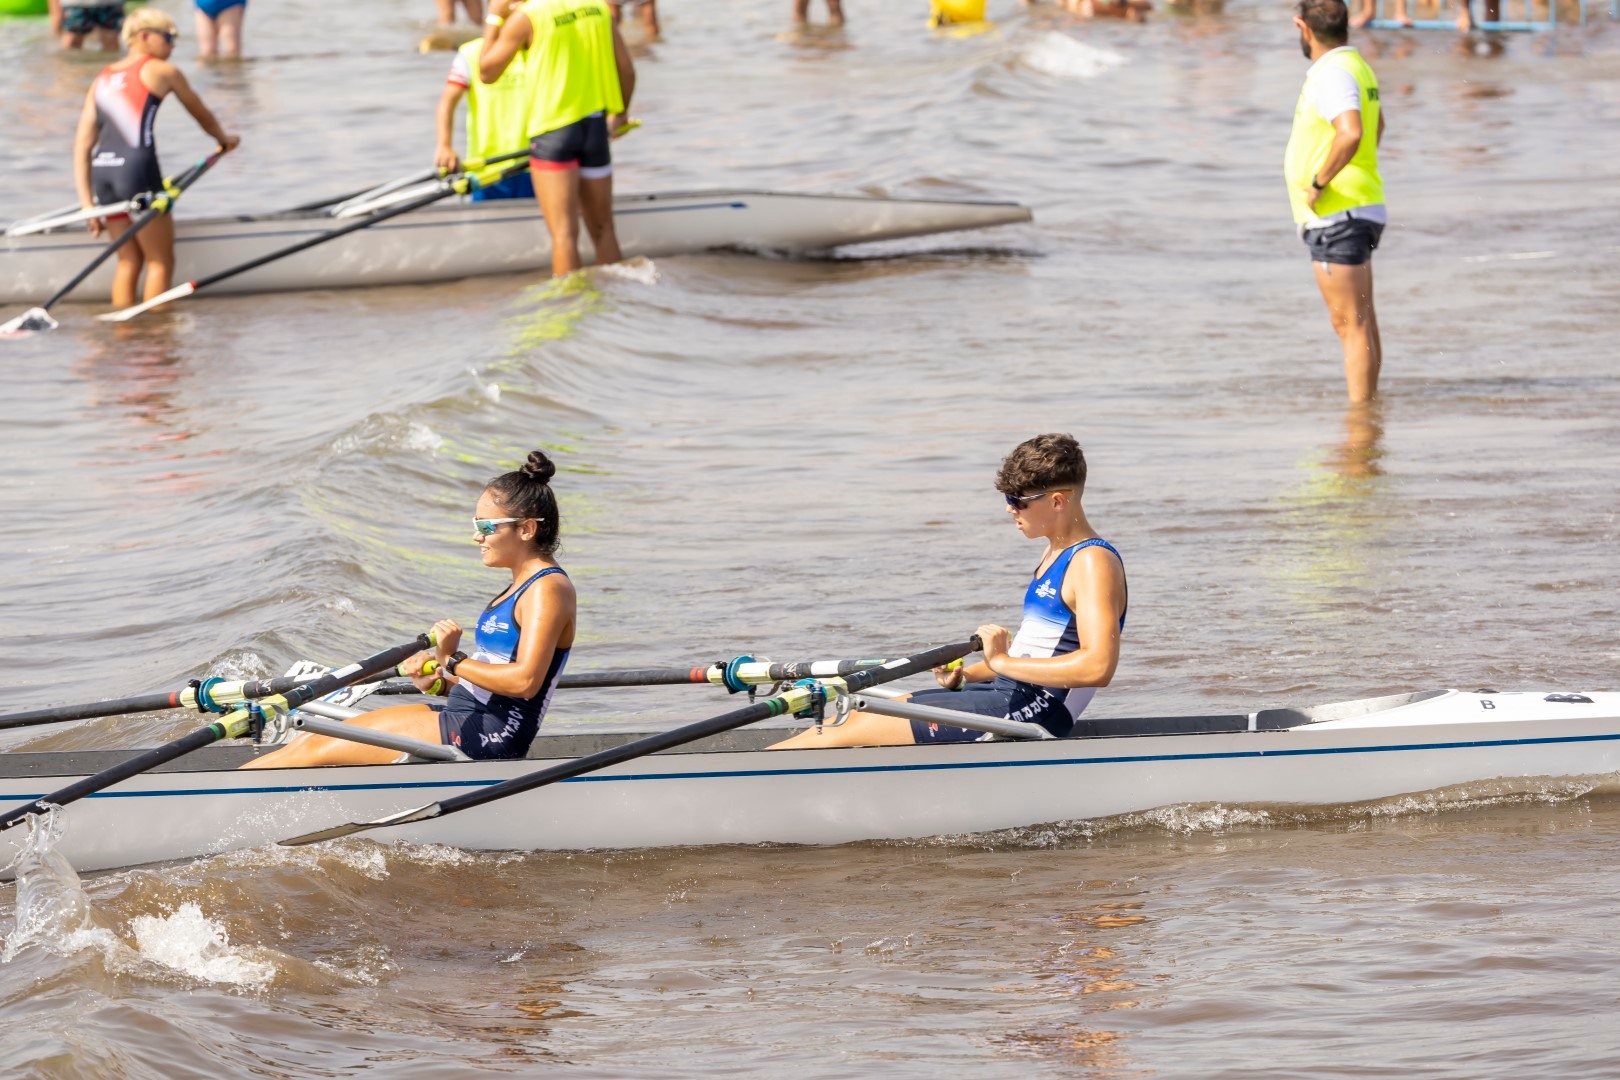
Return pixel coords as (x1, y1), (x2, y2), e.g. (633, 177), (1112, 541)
(479, 0), (635, 277)
(435, 34), (539, 202)
(1284, 0), (1386, 404)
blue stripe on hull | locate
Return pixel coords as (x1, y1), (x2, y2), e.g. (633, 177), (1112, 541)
(2, 729), (1617, 804)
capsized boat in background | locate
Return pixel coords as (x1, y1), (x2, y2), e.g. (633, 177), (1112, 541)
(0, 190), (1034, 305)
(2, 688), (1616, 876)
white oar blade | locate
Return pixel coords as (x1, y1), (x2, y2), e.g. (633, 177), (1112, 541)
(278, 801), (443, 847)
(97, 283), (195, 323)
(0, 308), (59, 336)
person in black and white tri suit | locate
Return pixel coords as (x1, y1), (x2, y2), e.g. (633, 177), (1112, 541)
(771, 432), (1126, 749)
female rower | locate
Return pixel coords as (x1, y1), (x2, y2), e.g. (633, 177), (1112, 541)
(72, 8), (240, 309)
(242, 451), (577, 769)
(771, 433), (1126, 748)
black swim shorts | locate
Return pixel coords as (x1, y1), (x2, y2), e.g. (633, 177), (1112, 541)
(529, 114), (612, 180)
(1302, 216), (1384, 266)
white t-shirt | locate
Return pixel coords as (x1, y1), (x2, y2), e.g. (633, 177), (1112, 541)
(1300, 46), (1386, 228)
(447, 50), (472, 90)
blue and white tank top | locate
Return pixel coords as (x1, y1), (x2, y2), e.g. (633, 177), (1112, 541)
(1002, 539), (1126, 734)
(464, 567), (571, 714)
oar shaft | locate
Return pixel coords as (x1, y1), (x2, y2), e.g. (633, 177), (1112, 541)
(38, 150), (223, 312)
(0, 634), (434, 832)
(433, 639), (978, 819)
(0, 720), (236, 831)
(0, 690), (193, 730)
(558, 658), (886, 689)
(0, 652), (424, 731)
(189, 148), (529, 293)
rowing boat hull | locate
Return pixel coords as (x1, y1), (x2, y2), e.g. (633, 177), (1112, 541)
(2, 690), (1616, 876)
(0, 191), (1033, 305)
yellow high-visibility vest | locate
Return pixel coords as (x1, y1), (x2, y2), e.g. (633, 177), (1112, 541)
(1284, 47), (1384, 224)
(519, 0), (624, 135)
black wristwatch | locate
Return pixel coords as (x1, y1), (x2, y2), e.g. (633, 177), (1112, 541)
(1311, 175), (1327, 191)
(445, 651), (469, 677)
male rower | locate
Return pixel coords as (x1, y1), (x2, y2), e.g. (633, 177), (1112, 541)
(435, 19), (540, 201)
(478, 0), (636, 276)
(771, 433), (1127, 749)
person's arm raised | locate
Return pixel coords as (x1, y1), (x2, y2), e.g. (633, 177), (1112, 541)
(478, 2), (530, 83)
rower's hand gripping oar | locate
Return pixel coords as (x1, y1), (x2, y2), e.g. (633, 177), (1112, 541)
(0, 148), (229, 336)
(278, 637), (980, 847)
(97, 148), (534, 323)
(0, 633), (435, 834)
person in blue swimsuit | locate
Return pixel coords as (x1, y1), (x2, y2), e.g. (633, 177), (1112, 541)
(243, 450), (577, 769)
(772, 433), (1126, 748)
(193, 0), (247, 58)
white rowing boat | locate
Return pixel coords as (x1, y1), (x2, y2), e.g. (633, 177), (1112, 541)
(3, 687), (1616, 876)
(0, 190), (1033, 305)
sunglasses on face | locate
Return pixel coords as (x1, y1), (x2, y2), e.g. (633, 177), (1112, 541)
(473, 517), (522, 537)
(1004, 489), (1073, 510)
(144, 29), (179, 44)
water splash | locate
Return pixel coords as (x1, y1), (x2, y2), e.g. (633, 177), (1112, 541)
(128, 904), (277, 988)
(467, 365), (502, 403)
(2, 809), (278, 989)
(1, 808), (92, 962)
(597, 256), (661, 285)
(1019, 32), (1126, 80)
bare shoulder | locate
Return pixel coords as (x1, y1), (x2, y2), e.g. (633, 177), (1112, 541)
(143, 59), (184, 93)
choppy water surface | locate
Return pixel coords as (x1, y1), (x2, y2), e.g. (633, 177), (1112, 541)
(1, 0), (1617, 1074)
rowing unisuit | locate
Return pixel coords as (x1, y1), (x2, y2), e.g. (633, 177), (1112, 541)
(438, 566), (572, 758)
(1001, 538), (1127, 732)
(90, 54), (163, 208)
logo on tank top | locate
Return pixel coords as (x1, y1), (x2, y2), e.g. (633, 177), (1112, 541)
(109, 72), (127, 90)
(1035, 579), (1057, 600)
(480, 615), (510, 635)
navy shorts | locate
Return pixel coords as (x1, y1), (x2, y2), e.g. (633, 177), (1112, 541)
(1302, 216), (1384, 266)
(471, 171), (536, 202)
(433, 686), (542, 760)
(62, 5), (124, 33)
(905, 685), (1015, 744)
(530, 114), (612, 179)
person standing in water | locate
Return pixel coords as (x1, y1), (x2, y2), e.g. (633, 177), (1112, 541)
(478, 0), (636, 276)
(243, 452), (578, 769)
(73, 8), (240, 309)
(193, 0), (248, 59)
(1285, 0), (1387, 404)
(794, 0), (846, 27)
(49, 0), (123, 50)
(772, 433), (1126, 749)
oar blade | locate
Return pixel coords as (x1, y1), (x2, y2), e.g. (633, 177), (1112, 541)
(0, 308), (59, 337)
(98, 283), (195, 323)
(279, 801), (443, 847)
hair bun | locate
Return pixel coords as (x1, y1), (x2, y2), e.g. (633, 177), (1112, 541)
(522, 450), (556, 484)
